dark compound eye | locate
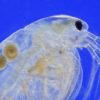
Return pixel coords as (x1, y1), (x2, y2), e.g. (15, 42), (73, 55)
(75, 21), (83, 31)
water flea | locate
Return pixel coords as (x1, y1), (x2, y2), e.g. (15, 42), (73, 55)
(0, 15), (99, 99)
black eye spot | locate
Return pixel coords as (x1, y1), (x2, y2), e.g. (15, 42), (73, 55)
(75, 21), (82, 31)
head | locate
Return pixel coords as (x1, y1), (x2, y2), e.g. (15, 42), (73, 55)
(48, 15), (89, 48)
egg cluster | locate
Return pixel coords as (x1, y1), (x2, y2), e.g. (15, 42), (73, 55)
(0, 43), (18, 70)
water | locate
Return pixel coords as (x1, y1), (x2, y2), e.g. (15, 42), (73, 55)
(0, 0), (99, 100)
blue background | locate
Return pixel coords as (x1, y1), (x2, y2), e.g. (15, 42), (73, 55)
(0, 0), (99, 100)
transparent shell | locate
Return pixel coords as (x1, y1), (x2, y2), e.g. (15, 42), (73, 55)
(0, 15), (99, 100)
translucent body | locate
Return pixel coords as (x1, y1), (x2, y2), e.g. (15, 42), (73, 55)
(0, 15), (99, 100)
